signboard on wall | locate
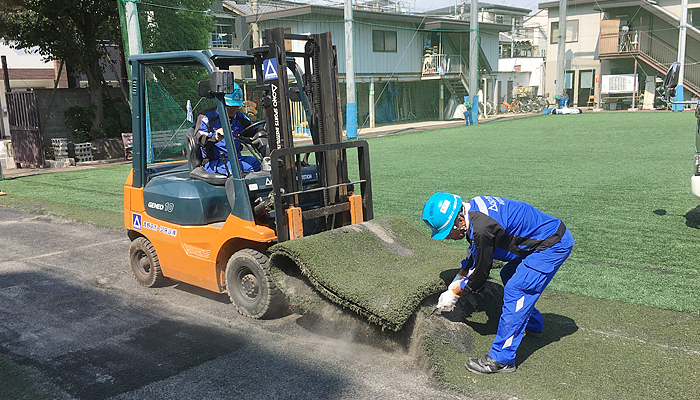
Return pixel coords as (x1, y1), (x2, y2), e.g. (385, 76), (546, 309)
(601, 74), (637, 93)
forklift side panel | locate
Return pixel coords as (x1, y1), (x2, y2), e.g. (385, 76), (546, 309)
(142, 171), (230, 225)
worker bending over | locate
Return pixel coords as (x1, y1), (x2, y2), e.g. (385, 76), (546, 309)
(422, 193), (574, 374)
(198, 82), (260, 174)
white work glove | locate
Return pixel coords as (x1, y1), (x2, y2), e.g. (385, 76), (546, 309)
(437, 266), (476, 311)
(436, 289), (460, 310)
(214, 128), (225, 142)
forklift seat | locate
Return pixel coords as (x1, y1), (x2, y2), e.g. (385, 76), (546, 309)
(186, 126), (228, 186)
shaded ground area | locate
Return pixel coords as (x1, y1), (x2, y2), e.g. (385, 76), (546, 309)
(2, 205), (700, 399)
(431, 286), (700, 400)
(0, 207), (468, 400)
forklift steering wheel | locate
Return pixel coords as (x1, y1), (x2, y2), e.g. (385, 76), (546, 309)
(239, 120), (266, 138)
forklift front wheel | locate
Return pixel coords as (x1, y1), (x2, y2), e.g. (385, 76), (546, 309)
(225, 248), (282, 319)
(129, 237), (167, 287)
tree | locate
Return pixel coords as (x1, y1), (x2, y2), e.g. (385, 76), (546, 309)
(0, 0), (121, 136)
(137, 0), (215, 108)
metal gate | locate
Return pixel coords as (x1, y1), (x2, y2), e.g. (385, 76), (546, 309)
(6, 90), (44, 166)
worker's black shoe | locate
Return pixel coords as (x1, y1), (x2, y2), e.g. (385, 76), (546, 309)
(465, 355), (516, 374)
(525, 328), (543, 338)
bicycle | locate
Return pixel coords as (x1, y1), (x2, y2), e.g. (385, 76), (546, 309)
(481, 101), (496, 116)
(500, 98), (522, 113)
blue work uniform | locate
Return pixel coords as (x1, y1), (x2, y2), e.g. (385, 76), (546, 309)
(199, 109), (260, 174)
(456, 196), (574, 366)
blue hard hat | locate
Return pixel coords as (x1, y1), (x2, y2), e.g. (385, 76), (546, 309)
(224, 83), (244, 106)
(422, 192), (462, 240)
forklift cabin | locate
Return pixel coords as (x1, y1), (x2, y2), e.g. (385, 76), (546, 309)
(124, 28), (372, 318)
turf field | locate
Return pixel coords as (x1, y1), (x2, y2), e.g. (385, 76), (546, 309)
(366, 112), (700, 314)
(2, 111), (699, 398)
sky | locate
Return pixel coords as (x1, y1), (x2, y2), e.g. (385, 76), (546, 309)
(309, 1), (542, 16)
(415, 0), (541, 14)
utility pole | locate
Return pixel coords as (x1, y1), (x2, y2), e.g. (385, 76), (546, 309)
(555, 0), (568, 99)
(345, 0), (357, 138)
(369, 80), (375, 128)
(123, 0), (142, 58)
(468, 0), (479, 125)
(673, 0), (688, 112)
(251, 0), (260, 48)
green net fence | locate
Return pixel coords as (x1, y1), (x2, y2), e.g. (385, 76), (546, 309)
(145, 72), (189, 162)
(117, 0), (215, 163)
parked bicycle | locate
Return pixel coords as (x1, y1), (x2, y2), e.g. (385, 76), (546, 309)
(481, 101), (496, 116)
(500, 98), (523, 113)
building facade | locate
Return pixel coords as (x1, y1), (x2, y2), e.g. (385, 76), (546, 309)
(539, 0), (700, 109)
(222, 2), (514, 126)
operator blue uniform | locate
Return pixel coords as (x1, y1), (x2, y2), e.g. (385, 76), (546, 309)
(456, 196), (574, 366)
(199, 109), (260, 174)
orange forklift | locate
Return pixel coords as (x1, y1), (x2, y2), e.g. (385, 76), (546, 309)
(124, 28), (372, 318)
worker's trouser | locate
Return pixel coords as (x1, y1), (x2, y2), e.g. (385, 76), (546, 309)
(488, 229), (574, 366)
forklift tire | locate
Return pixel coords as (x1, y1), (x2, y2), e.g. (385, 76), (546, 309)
(129, 237), (167, 288)
(225, 249), (282, 319)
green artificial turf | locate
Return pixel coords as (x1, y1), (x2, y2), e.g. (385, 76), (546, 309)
(270, 215), (464, 331)
(362, 112), (700, 314)
(0, 164), (130, 228)
(2, 113), (698, 313)
(433, 289), (700, 400)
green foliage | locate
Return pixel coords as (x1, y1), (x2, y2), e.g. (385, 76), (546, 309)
(64, 105), (96, 142)
(64, 94), (129, 141)
(138, 0), (215, 108)
(0, 1), (119, 66)
(0, 0), (121, 136)
(139, 0), (215, 53)
(103, 95), (131, 138)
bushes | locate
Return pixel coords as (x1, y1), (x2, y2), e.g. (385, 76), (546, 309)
(63, 97), (130, 142)
(64, 105), (95, 142)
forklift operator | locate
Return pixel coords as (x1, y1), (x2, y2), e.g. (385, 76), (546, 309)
(198, 82), (261, 174)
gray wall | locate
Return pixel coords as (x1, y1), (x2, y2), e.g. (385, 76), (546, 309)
(36, 87), (128, 144)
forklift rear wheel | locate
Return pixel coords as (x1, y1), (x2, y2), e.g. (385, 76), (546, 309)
(129, 237), (166, 287)
(225, 248), (282, 319)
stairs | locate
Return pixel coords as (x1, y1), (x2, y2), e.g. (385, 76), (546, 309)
(599, 27), (700, 97)
(442, 73), (470, 102)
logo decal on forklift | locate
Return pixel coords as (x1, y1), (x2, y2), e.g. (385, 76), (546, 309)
(263, 59), (278, 81)
(132, 213), (142, 231)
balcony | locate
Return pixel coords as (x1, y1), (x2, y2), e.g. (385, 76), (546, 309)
(422, 54), (465, 76)
(599, 29), (700, 96)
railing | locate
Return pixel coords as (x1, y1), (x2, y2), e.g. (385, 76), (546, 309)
(599, 30), (700, 95)
(422, 54), (466, 76)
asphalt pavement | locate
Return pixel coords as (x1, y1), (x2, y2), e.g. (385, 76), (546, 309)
(0, 206), (468, 400)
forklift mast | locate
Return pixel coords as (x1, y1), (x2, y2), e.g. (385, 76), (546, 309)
(248, 28), (373, 242)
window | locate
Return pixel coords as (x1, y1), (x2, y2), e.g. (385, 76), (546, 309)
(690, 8), (700, 30)
(496, 15), (504, 24)
(565, 71), (574, 90)
(550, 20), (579, 44)
(212, 18), (235, 48)
(499, 43), (512, 58)
(372, 30), (397, 52)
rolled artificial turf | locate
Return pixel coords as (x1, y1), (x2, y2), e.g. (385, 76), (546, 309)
(269, 215), (465, 331)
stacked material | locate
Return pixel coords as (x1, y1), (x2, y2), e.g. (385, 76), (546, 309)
(269, 215), (465, 331)
(51, 138), (69, 160)
(74, 142), (93, 162)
